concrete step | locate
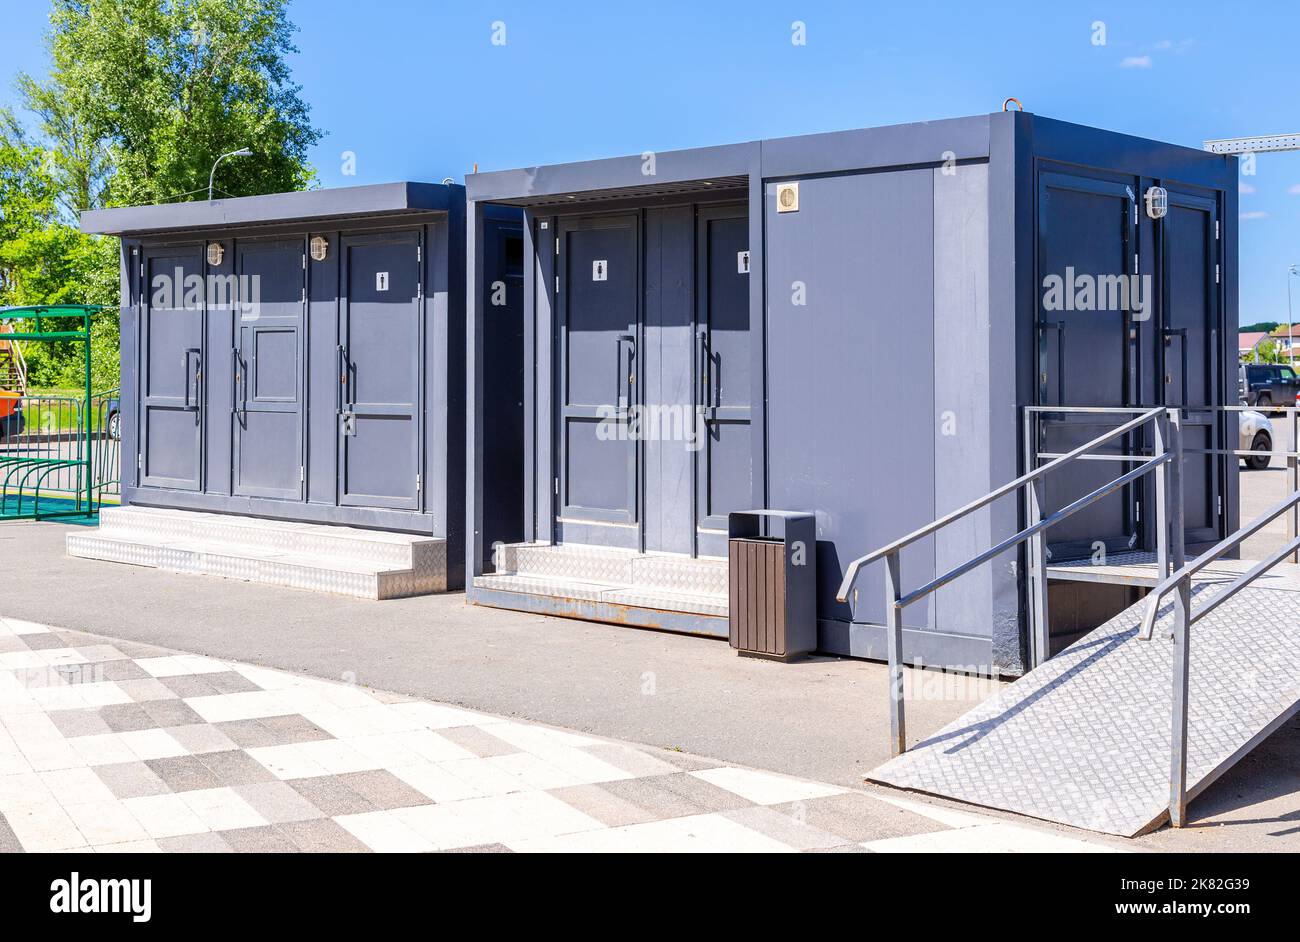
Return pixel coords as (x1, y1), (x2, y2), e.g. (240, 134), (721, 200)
(67, 508), (445, 600)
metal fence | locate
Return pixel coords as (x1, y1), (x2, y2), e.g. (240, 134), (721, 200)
(0, 390), (120, 520)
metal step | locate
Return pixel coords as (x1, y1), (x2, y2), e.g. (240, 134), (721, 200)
(477, 541), (728, 619)
(869, 576), (1300, 836)
(1047, 549), (1300, 591)
(66, 507), (445, 599)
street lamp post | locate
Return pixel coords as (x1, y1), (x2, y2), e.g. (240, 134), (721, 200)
(1290, 265), (1299, 368)
(208, 148), (253, 202)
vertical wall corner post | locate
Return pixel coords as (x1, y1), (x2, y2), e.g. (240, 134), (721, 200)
(1167, 408), (1190, 827)
(883, 550), (906, 756)
(465, 200), (486, 585)
(1022, 407), (1049, 667)
(1154, 409), (1170, 580)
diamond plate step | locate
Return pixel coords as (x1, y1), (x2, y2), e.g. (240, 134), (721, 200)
(485, 542), (728, 617)
(870, 578), (1300, 837)
(67, 509), (445, 599)
(473, 573), (726, 617)
(97, 506), (432, 568)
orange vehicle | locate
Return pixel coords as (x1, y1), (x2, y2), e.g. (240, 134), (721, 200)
(0, 389), (22, 439)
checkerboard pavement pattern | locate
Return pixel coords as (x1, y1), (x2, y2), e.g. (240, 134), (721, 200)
(0, 616), (1123, 853)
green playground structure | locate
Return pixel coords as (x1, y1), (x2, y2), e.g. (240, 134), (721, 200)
(0, 304), (118, 521)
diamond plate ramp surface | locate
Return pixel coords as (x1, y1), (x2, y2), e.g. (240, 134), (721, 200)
(870, 584), (1300, 836)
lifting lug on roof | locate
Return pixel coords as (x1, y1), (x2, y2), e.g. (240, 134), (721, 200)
(1002, 97), (1023, 112)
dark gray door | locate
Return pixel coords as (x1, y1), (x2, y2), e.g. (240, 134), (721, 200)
(338, 231), (422, 511)
(1036, 172), (1137, 559)
(140, 247), (204, 491)
(1163, 192), (1221, 546)
(556, 215), (638, 537)
(695, 207), (752, 552)
(233, 240), (304, 501)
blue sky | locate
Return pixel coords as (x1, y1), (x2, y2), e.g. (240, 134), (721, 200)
(2, 0), (1298, 324)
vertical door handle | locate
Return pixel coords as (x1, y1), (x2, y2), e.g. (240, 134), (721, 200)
(696, 327), (712, 417)
(182, 348), (201, 412)
(614, 334), (634, 413)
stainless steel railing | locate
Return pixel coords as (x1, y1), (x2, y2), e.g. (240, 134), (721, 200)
(836, 406), (1179, 758)
(1137, 486), (1300, 828)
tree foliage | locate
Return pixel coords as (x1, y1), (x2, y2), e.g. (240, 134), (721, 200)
(2, 0), (320, 391)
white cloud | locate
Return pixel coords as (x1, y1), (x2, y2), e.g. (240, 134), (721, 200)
(1240, 210), (1270, 220)
(1240, 182), (1257, 194)
(1121, 56), (1153, 68)
(1288, 184), (1300, 195)
(1155, 40), (1173, 49)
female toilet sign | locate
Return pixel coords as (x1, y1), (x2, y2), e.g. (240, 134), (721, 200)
(592, 259), (608, 281)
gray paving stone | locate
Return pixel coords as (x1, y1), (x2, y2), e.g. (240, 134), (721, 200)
(116, 678), (178, 702)
(214, 719), (282, 749)
(99, 702), (161, 732)
(721, 804), (853, 851)
(197, 750), (277, 787)
(277, 818), (370, 853)
(436, 725), (520, 758)
(146, 755), (221, 792)
(219, 825), (300, 853)
(256, 713), (334, 745)
(163, 723), (239, 755)
(287, 776), (375, 816)
(547, 784), (659, 828)
(597, 772), (753, 819)
(94, 761), (170, 799)
(436, 843), (514, 853)
(204, 671), (264, 695)
(639, 747), (722, 772)
(232, 781), (326, 824)
(72, 643), (131, 663)
(332, 770), (433, 811)
(158, 674), (222, 699)
(48, 708), (112, 739)
(769, 792), (949, 843)
(141, 698), (205, 728)
(95, 659), (151, 682)
(0, 812), (23, 853)
(20, 633), (68, 651)
(156, 832), (232, 853)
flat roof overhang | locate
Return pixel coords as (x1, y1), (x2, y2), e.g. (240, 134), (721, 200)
(466, 141), (757, 208)
(80, 181), (460, 237)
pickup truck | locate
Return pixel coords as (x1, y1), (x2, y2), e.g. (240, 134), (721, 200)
(1239, 363), (1300, 412)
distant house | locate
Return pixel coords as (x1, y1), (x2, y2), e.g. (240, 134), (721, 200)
(1240, 331), (1270, 359)
(1267, 325), (1300, 362)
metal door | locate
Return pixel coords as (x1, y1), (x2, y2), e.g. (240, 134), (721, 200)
(338, 231), (422, 511)
(1162, 191), (1221, 545)
(233, 239), (305, 500)
(1036, 172), (1137, 559)
(695, 207), (752, 543)
(556, 215), (638, 531)
(140, 247), (204, 491)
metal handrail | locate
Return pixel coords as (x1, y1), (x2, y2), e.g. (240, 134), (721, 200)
(1133, 484), (1300, 830)
(836, 406), (1166, 599)
(836, 405), (1179, 759)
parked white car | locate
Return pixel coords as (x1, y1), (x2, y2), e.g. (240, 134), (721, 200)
(1240, 410), (1273, 471)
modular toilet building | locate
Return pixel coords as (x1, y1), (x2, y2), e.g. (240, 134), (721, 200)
(72, 183), (523, 598)
(465, 110), (1238, 676)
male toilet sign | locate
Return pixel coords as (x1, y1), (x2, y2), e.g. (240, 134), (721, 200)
(376, 271), (389, 291)
(592, 259), (608, 281)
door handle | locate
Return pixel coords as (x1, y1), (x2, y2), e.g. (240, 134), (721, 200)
(696, 327), (712, 417)
(614, 334), (634, 412)
(336, 345), (345, 413)
(1037, 321), (1065, 405)
(182, 348), (201, 412)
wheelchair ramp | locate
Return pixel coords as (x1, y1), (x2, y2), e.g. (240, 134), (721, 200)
(870, 580), (1300, 836)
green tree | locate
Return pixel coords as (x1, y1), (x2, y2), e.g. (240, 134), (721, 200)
(18, 0), (320, 209)
(3, 0), (320, 391)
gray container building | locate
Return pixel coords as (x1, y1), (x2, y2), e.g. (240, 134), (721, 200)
(465, 110), (1237, 675)
(79, 183), (523, 593)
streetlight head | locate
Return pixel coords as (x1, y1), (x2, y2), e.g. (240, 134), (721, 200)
(232, 148), (252, 157)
